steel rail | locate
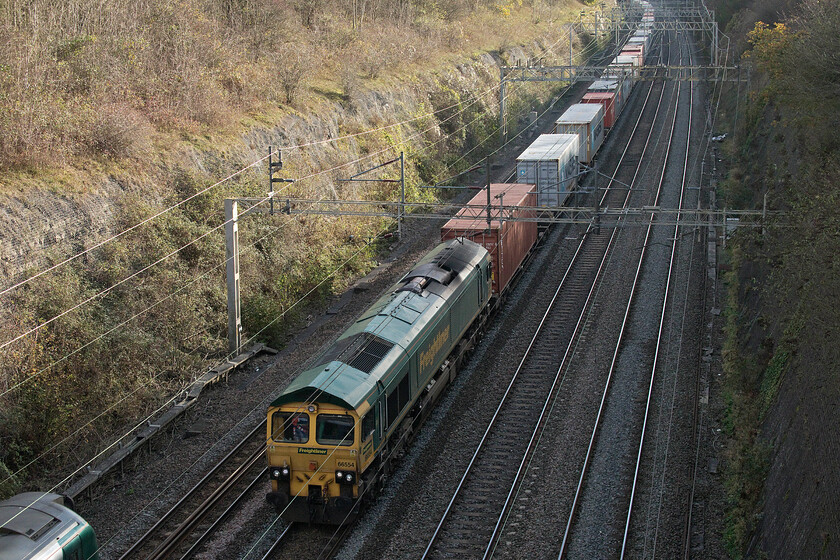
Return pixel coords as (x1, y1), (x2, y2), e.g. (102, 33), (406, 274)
(181, 467), (268, 558)
(481, 47), (675, 560)
(558, 27), (684, 559)
(318, 523), (354, 560)
(148, 448), (264, 559)
(118, 422), (265, 559)
(423, 35), (673, 560)
(259, 523), (295, 560)
(621, 30), (696, 559)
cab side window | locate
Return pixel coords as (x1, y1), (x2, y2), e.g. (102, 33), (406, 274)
(361, 407), (377, 441)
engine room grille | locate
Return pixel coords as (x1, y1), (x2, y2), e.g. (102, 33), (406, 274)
(347, 335), (394, 374)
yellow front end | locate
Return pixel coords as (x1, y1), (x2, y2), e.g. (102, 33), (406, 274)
(265, 402), (362, 524)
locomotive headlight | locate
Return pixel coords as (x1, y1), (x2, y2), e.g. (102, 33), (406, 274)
(270, 466), (291, 481)
(307, 404), (318, 413)
(335, 470), (355, 484)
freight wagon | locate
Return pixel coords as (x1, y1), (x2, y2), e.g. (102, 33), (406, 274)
(582, 91), (619, 128)
(516, 134), (580, 208)
(441, 183), (538, 295)
(554, 103), (605, 164)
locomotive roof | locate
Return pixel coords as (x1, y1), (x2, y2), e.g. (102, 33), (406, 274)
(0, 493), (88, 559)
(271, 239), (488, 411)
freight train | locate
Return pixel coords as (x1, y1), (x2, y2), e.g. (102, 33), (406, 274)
(265, 8), (657, 524)
(0, 492), (100, 560)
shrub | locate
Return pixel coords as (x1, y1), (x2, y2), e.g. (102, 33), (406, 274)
(87, 103), (153, 159)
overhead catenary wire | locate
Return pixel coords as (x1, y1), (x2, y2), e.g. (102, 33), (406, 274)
(3, 13), (693, 549)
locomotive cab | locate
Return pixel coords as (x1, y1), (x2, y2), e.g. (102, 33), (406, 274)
(266, 401), (365, 524)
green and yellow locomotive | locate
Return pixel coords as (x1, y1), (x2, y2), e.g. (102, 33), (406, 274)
(266, 239), (492, 524)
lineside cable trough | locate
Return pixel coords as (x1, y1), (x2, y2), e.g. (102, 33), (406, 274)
(64, 343), (276, 502)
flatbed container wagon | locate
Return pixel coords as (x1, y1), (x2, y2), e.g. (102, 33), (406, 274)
(516, 134), (579, 208)
(441, 183), (538, 295)
(554, 103), (605, 164)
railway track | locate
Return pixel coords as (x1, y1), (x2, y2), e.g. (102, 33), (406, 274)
(557, 28), (702, 559)
(118, 423), (267, 560)
(419, 37), (675, 559)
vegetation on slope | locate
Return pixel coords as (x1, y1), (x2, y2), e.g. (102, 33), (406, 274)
(0, 0), (573, 170)
(0, 0), (598, 496)
(716, 0), (840, 556)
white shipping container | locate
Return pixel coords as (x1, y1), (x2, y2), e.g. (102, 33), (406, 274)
(614, 54), (640, 68)
(516, 134), (580, 208)
(631, 30), (651, 49)
(554, 104), (605, 164)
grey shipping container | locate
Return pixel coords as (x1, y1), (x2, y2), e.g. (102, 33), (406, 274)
(516, 134), (579, 208)
(554, 104), (605, 163)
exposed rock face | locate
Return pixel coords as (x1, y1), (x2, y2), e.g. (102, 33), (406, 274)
(0, 50), (508, 282)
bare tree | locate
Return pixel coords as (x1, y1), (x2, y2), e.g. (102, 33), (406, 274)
(276, 45), (311, 104)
